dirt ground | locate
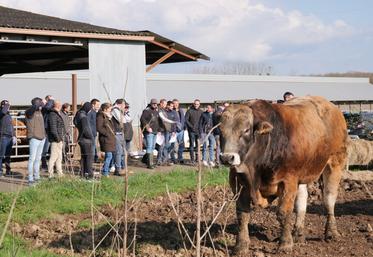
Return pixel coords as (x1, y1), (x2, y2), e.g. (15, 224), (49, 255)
(10, 171), (373, 257)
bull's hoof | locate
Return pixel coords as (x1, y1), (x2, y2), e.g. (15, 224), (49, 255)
(234, 241), (250, 257)
(277, 241), (294, 253)
(325, 229), (341, 242)
(293, 231), (306, 244)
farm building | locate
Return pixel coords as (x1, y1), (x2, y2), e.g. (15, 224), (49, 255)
(1, 71), (373, 113)
(0, 5), (208, 123)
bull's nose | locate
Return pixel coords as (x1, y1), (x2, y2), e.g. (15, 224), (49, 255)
(221, 153), (241, 166)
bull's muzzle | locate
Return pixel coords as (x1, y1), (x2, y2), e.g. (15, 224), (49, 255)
(221, 153), (241, 166)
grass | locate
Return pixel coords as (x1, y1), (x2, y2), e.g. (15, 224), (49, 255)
(0, 234), (63, 257)
(0, 167), (228, 256)
(0, 167), (229, 225)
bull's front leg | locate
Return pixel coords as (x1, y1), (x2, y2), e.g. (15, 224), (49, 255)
(235, 192), (251, 256)
(277, 179), (298, 253)
(230, 170), (251, 256)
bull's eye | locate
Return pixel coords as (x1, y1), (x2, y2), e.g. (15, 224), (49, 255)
(244, 128), (250, 135)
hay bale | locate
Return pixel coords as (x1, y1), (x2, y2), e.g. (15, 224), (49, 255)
(347, 138), (373, 166)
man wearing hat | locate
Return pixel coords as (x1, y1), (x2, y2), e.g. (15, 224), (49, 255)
(140, 99), (160, 169)
(122, 101), (133, 155)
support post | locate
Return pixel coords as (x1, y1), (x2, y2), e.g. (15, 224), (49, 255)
(72, 74), (77, 114)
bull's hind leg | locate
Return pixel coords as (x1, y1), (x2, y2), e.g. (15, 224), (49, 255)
(294, 184), (308, 243)
(277, 177), (298, 252)
(322, 160), (343, 241)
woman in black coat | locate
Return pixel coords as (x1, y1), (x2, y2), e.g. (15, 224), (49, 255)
(96, 103), (115, 176)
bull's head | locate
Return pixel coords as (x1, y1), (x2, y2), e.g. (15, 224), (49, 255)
(220, 104), (273, 169)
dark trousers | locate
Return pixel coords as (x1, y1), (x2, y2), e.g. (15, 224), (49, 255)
(188, 131), (199, 162)
(0, 136), (12, 174)
(79, 139), (93, 177)
(41, 137), (50, 168)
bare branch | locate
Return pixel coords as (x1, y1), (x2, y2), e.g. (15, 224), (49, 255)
(166, 185), (196, 248)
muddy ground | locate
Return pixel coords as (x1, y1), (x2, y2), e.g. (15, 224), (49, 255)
(11, 173), (373, 257)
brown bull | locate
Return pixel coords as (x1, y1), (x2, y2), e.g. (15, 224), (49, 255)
(220, 96), (347, 254)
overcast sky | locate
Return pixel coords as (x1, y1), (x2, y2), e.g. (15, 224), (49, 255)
(0, 0), (372, 75)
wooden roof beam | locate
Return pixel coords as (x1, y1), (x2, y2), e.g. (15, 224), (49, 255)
(146, 51), (175, 73)
(148, 39), (197, 61)
(0, 27), (155, 41)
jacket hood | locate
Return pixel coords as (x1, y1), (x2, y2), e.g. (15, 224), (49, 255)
(80, 102), (92, 113)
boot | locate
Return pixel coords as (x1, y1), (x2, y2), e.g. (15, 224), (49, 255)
(41, 157), (48, 171)
(141, 153), (148, 164)
(147, 153), (154, 169)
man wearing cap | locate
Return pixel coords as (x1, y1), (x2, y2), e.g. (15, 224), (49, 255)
(140, 99), (160, 169)
(0, 100), (15, 176)
(123, 102), (133, 155)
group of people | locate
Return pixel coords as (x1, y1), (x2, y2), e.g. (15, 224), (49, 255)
(0, 96), (73, 184)
(0, 96), (134, 185)
(140, 98), (229, 169)
(73, 99), (133, 179)
(0, 91), (295, 184)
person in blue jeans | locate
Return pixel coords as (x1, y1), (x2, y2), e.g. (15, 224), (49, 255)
(111, 99), (127, 175)
(171, 99), (185, 164)
(25, 97), (47, 185)
(96, 103), (116, 177)
(199, 105), (216, 167)
(140, 99), (160, 169)
(0, 100), (16, 176)
(162, 101), (178, 165)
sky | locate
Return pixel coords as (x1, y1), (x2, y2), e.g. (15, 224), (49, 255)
(0, 0), (372, 75)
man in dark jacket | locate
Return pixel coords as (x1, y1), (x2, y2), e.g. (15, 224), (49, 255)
(163, 101), (178, 165)
(156, 99), (167, 165)
(185, 99), (203, 164)
(140, 99), (160, 169)
(199, 105), (216, 167)
(0, 100), (15, 176)
(96, 103), (116, 176)
(111, 99), (126, 175)
(60, 103), (71, 162)
(47, 101), (65, 178)
(171, 99), (185, 164)
(26, 97), (46, 185)
(41, 95), (54, 171)
(74, 102), (94, 178)
(88, 98), (100, 163)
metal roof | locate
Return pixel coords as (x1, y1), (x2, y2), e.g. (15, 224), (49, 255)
(0, 5), (209, 75)
(0, 5), (148, 36)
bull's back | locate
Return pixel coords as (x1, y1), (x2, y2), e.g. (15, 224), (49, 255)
(275, 96), (347, 181)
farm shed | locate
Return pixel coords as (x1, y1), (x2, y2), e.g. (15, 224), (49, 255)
(0, 5), (208, 122)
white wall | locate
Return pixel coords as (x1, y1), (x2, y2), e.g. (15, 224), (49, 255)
(89, 40), (147, 123)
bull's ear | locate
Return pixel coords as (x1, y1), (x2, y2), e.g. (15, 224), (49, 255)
(256, 121), (273, 135)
